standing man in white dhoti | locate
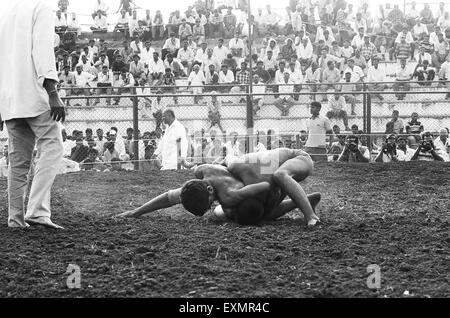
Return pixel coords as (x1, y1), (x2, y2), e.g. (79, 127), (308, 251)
(154, 110), (188, 170)
(0, 0), (66, 229)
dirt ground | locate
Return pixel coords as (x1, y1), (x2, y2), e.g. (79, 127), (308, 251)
(0, 162), (448, 298)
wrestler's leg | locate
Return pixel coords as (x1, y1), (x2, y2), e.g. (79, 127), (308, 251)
(264, 193), (321, 221)
(272, 156), (321, 226)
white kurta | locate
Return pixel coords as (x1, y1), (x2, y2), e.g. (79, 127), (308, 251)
(155, 120), (188, 170)
(0, 0), (59, 121)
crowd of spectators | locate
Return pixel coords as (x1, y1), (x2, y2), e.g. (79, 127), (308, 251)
(52, 0), (450, 130)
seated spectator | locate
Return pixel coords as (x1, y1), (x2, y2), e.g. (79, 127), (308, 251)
(396, 135), (416, 162)
(94, 65), (114, 106)
(103, 142), (120, 163)
(435, 33), (450, 70)
(406, 112), (424, 135)
(152, 10), (165, 40)
(72, 64), (95, 106)
(434, 128), (450, 161)
(79, 54), (94, 73)
(58, 65), (76, 106)
(91, 11), (108, 33)
(255, 60), (271, 84)
(339, 72), (357, 115)
(395, 35), (412, 61)
(164, 54), (184, 78)
(353, 50), (367, 71)
(385, 110), (404, 135)
(80, 148), (104, 171)
(320, 61), (341, 102)
(351, 27), (366, 50)
(317, 47), (341, 72)
(328, 134), (346, 162)
(274, 72), (295, 116)
(92, 0), (109, 20)
(129, 53), (145, 81)
(223, 7), (237, 39)
(420, 4), (434, 24)
(112, 54), (127, 74)
(161, 68), (178, 104)
(263, 50), (277, 80)
(286, 60), (303, 101)
(344, 58), (365, 90)
(252, 74), (266, 116)
(210, 9), (224, 38)
(140, 143), (162, 171)
(367, 57), (387, 101)
(140, 40), (155, 67)
(230, 61), (250, 101)
(205, 64), (220, 90)
(412, 18), (428, 41)
(129, 10), (141, 38)
(304, 62), (321, 99)
(229, 32), (245, 61)
(375, 134), (402, 163)
(67, 12), (81, 37)
(207, 92), (224, 132)
(71, 138), (90, 163)
(120, 41), (134, 65)
(361, 35), (377, 63)
(55, 10), (68, 34)
(115, 9), (130, 39)
(162, 33), (181, 61)
(113, 69), (135, 105)
(188, 64), (206, 104)
(213, 38), (229, 65)
(415, 45), (432, 65)
(223, 53), (238, 74)
(202, 48), (221, 73)
(109, 129), (129, 162)
(148, 52), (165, 86)
(326, 91), (350, 131)
(297, 37), (313, 71)
(393, 59), (413, 100)
(218, 64), (235, 92)
(130, 35), (143, 55)
(410, 132), (448, 161)
(179, 19), (193, 42)
(0, 145), (8, 178)
(177, 40), (195, 75)
(414, 60), (436, 86)
(338, 135), (370, 163)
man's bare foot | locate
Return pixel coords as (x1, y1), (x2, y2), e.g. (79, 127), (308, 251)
(306, 216), (321, 227)
(25, 217), (64, 230)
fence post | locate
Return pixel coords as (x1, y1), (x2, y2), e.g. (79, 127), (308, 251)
(367, 93), (372, 152)
(362, 83), (367, 135)
(132, 87), (140, 171)
(177, 138), (182, 170)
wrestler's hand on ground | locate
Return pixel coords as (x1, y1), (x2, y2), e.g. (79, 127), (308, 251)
(49, 95), (66, 122)
(116, 209), (140, 219)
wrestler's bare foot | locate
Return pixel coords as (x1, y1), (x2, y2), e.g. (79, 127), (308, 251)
(307, 193), (322, 227)
(25, 217), (64, 230)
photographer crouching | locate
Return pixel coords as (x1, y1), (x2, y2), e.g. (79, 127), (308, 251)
(410, 132), (448, 162)
(338, 135), (371, 163)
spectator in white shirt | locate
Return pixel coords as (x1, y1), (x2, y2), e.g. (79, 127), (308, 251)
(412, 18), (428, 41)
(67, 12), (81, 36)
(72, 64), (94, 106)
(351, 27), (366, 50)
(304, 102), (333, 162)
(344, 58), (365, 89)
(154, 109), (188, 170)
(326, 91), (350, 131)
(252, 74), (266, 116)
(188, 64), (206, 104)
(92, 0), (109, 20)
(433, 128), (450, 162)
(287, 61), (303, 101)
(94, 65), (113, 106)
(177, 40), (195, 75)
(163, 32), (181, 60)
(367, 57), (386, 101)
(218, 64), (235, 96)
(261, 5), (281, 35)
(304, 62), (321, 97)
(213, 38), (229, 65)
(140, 40), (155, 67)
(148, 52), (165, 86)
(129, 10), (140, 38)
(297, 37), (313, 70)
(274, 72), (295, 116)
(55, 10), (67, 33)
(113, 70), (135, 105)
(91, 11), (107, 32)
(130, 35), (143, 55)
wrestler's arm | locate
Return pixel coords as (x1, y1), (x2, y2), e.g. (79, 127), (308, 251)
(117, 188), (182, 218)
(226, 182), (271, 206)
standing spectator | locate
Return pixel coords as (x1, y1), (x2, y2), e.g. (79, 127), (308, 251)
(207, 92), (224, 132)
(154, 110), (188, 170)
(406, 112), (424, 135)
(117, 0), (135, 16)
(327, 91), (350, 131)
(223, 7), (237, 39)
(414, 60), (436, 86)
(304, 102), (333, 162)
(385, 110), (404, 135)
(179, 19), (193, 42)
(393, 59), (413, 100)
(188, 64), (206, 104)
(209, 9), (224, 38)
(152, 10), (165, 40)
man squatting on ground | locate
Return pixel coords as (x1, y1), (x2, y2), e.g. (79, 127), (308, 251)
(118, 148), (322, 227)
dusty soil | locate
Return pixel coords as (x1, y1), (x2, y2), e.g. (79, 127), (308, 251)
(0, 163), (448, 298)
